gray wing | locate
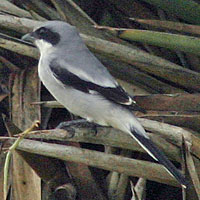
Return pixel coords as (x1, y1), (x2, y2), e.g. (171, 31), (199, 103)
(49, 58), (133, 106)
(54, 32), (120, 88)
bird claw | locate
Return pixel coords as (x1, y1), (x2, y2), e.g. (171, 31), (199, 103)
(56, 119), (99, 136)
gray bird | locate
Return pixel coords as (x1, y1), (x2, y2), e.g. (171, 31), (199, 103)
(22, 21), (187, 188)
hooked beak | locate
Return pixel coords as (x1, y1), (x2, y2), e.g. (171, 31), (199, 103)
(21, 33), (35, 43)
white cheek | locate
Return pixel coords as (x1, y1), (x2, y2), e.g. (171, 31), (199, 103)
(35, 39), (53, 55)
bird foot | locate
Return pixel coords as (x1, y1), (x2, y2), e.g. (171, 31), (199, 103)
(56, 119), (100, 136)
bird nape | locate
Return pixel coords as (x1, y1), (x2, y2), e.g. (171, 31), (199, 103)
(22, 20), (187, 188)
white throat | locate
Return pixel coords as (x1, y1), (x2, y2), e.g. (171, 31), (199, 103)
(35, 39), (54, 56)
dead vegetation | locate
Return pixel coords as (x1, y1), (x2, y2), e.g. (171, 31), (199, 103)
(0, 0), (200, 199)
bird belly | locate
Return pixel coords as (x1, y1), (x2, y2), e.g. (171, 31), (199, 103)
(38, 64), (110, 125)
(38, 63), (144, 135)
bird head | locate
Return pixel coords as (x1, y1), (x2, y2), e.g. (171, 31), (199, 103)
(22, 21), (78, 54)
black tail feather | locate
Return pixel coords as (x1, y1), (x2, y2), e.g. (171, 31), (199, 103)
(130, 129), (187, 188)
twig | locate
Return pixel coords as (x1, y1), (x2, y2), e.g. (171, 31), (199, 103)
(32, 92), (200, 112)
(0, 14), (41, 34)
(115, 174), (129, 200)
(133, 178), (146, 200)
(134, 93), (200, 112)
(81, 34), (200, 92)
(64, 0), (96, 25)
(51, 0), (96, 25)
(0, 56), (20, 71)
(130, 18), (200, 35)
(3, 121), (39, 200)
(25, 0), (61, 20)
(182, 136), (200, 198)
(115, 150), (132, 200)
(0, 1), (32, 18)
(139, 118), (200, 164)
(138, 119), (200, 149)
(0, 137), (16, 140)
(107, 172), (119, 199)
(0, 33), (39, 59)
(31, 100), (63, 108)
(27, 9), (47, 21)
(130, 181), (140, 200)
(96, 54), (184, 94)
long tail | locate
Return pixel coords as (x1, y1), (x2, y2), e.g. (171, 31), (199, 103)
(130, 127), (187, 188)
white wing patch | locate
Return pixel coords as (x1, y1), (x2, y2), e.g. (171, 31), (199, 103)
(123, 96), (133, 105)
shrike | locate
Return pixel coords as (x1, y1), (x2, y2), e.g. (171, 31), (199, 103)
(22, 21), (186, 187)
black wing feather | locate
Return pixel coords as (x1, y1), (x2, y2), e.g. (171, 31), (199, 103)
(50, 61), (131, 106)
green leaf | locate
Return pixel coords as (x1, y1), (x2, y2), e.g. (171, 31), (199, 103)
(130, 18), (200, 35)
(119, 29), (200, 55)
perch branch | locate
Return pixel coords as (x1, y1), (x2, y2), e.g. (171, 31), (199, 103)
(27, 126), (181, 162)
(26, 117), (200, 161)
(15, 139), (181, 187)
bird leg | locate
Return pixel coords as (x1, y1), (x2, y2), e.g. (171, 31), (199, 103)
(56, 119), (100, 135)
(56, 119), (88, 129)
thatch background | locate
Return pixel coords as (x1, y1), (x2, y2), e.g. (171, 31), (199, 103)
(0, 0), (200, 199)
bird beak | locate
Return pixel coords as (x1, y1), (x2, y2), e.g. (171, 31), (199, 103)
(21, 33), (35, 43)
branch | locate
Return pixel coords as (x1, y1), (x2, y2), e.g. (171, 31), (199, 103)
(0, 56), (20, 71)
(25, 116), (200, 162)
(27, 126), (181, 162)
(82, 33), (200, 92)
(1, 15), (197, 92)
(21, 0), (60, 20)
(15, 139), (181, 187)
(134, 93), (200, 112)
(32, 92), (200, 112)
(0, 33), (38, 59)
(0, 14), (42, 34)
(138, 118), (200, 160)
(0, 1), (32, 18)
(130, 18), (200, 36)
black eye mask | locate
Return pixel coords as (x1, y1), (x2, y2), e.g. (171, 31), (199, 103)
(32, 27), (60, 45)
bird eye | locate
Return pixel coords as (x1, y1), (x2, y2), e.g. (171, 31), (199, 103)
(36, 27), (48, 35)
(33, 26), (60, 45)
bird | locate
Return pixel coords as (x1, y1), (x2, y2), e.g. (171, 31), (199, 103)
(22, 20), (187, 188)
